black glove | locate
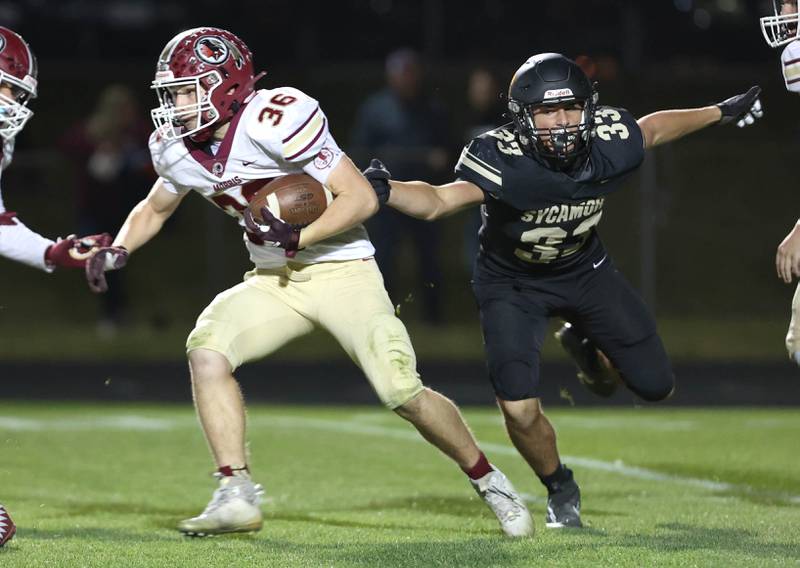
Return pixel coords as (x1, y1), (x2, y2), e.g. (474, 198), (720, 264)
(716, 86), (763, 128)
(362, 158), (392, 205)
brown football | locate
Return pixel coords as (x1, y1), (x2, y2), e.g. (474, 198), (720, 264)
(248, 173), (333, 227)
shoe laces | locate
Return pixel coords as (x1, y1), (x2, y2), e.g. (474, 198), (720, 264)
(482, 478), (525, 522)
(202, 474), (264, 515)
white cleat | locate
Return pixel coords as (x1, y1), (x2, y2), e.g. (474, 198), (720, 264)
(178, 474), (264, 537)
(470, 468), (534, 537)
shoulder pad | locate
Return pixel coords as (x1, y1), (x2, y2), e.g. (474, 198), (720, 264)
(246, 87), (329, 163)
(454, 130), (506, 196)
(782, 41), (800, 92)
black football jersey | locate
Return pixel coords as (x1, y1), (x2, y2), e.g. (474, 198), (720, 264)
(455, 106), (644, 274)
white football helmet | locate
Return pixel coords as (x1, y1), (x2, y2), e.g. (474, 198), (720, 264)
(761, 0), (800, 48)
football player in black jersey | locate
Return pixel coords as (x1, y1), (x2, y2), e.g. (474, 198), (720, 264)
(362, 53), (763, 529)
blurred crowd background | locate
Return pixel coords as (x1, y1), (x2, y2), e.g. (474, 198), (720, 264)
(0, 0), (796, 364)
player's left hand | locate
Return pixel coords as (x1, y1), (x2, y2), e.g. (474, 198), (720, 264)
(243, 207), (301, 258)
(717, 86), (763, 128)
(362, 158), (392, 205)
(776, 222), (800, 283)
(45, 232), (113, 269)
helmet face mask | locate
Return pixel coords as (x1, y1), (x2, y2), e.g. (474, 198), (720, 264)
(151, 71), (222, 140)
(0, 27), (38, 141)
(761, 0), (800, 48)
(150, 27), (259, 142)
(507, 53), (597, 168)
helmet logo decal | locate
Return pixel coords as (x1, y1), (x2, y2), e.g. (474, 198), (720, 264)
(544, 88), (574, 100)
(195, 36), (229, 65)
(0, 35), (5, 53)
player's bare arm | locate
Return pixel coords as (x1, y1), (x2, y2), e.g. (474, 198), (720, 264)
(296, 155), (378, 249)
(637, 86), (762, 149)
(113, 177), (186, 253)
(776, 220), (800, 283)
(362, 159), (484, 221)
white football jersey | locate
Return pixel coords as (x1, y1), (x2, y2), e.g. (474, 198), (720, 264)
(0, 137), (55, 271)
(782, 40), (800, 93)
(150, 87), (374, 268)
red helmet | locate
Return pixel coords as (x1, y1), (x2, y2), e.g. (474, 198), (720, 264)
(0, 26), (37, 140)
(151, 27), (262, 142)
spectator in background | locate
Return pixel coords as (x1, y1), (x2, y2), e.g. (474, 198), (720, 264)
(462, 67), (506, 270)
(351, 48), (451, 324)
(60, 84), (152, 335)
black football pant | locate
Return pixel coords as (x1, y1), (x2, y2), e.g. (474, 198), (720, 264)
(472, 254), (674, 402)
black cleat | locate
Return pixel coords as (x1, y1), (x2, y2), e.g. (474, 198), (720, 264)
(545, 478), (582, 528)
(555, 322), (620, 397)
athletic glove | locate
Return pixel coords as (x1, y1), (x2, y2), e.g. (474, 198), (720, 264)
(85, 246), (128, 293)
(362, 158), (392, 205)
(45, 232), (113, 269)
(717, 86), (763, 128)
(243, 207), (301, 258)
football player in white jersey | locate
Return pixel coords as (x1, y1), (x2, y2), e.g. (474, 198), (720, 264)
(0, 27), (110, 273)
(85, 27), (534, 538)
(0, 26), (111, 549)
(761, 1), (800, 364)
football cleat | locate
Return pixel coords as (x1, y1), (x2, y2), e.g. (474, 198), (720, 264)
(555, 322), (620, 397)
(470, 467), (534, 537)
(0, 503), (16, 547)
(545, 477), (582, 528)
(178, 474), (264, 537)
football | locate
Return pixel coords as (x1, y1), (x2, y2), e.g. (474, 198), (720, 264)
(248, 174), (333, 228)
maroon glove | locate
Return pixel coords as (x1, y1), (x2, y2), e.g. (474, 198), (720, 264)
(85, 246), (129, 293)
(243, 207), (302, 258)
(45, 233), (113, 269)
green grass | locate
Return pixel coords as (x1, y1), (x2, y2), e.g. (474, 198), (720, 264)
(1, 403), (798, 567)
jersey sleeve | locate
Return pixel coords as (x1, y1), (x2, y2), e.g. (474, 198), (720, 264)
(589, 107), (645, 181)
(0, 210), (55, 272)
(246, 88), (344, 185)
(782, 40), (800, 93)
(454, 136), (503, 198)
(148, 130), (191, 195)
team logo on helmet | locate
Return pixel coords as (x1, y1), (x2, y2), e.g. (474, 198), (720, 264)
(0, 35), (6, 54)
(195, 36), (229, 65)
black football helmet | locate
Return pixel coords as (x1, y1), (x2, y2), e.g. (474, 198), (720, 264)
(507, 53), (598, 168)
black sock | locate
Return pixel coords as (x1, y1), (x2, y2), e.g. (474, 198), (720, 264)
(538, 463), (574, 494)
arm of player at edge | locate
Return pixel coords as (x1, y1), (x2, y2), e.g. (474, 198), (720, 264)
(637, 106), (722, 149)
(295, 155), (379, 249)
(637, 85), (762, 149)
(383, 179), (484, 221)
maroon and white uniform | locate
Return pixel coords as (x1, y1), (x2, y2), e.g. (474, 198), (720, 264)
(150, 87), (374, 268)
(0, 138), (54, 271)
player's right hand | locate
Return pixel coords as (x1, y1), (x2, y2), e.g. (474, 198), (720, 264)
(362, 159), (392, 205)
(86, 246), (129, 293)
(776, 222), (800, 283)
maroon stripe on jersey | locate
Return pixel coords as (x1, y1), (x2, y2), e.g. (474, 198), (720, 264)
(183, 100), (250, 176)
(282, 106), (320, 144)
(788, 76), (800, 85)
(785, 57), (800, 65)
(284, 118), (326, 161)
(0, 211), (19, 225)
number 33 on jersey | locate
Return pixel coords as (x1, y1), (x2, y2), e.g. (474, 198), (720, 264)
(455, 106), (644, 270)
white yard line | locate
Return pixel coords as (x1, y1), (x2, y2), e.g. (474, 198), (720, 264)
(2, 412), (798, 505)
(257, 415), (800, 506)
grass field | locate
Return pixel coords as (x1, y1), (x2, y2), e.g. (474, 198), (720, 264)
(1, 403), (798, 567)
